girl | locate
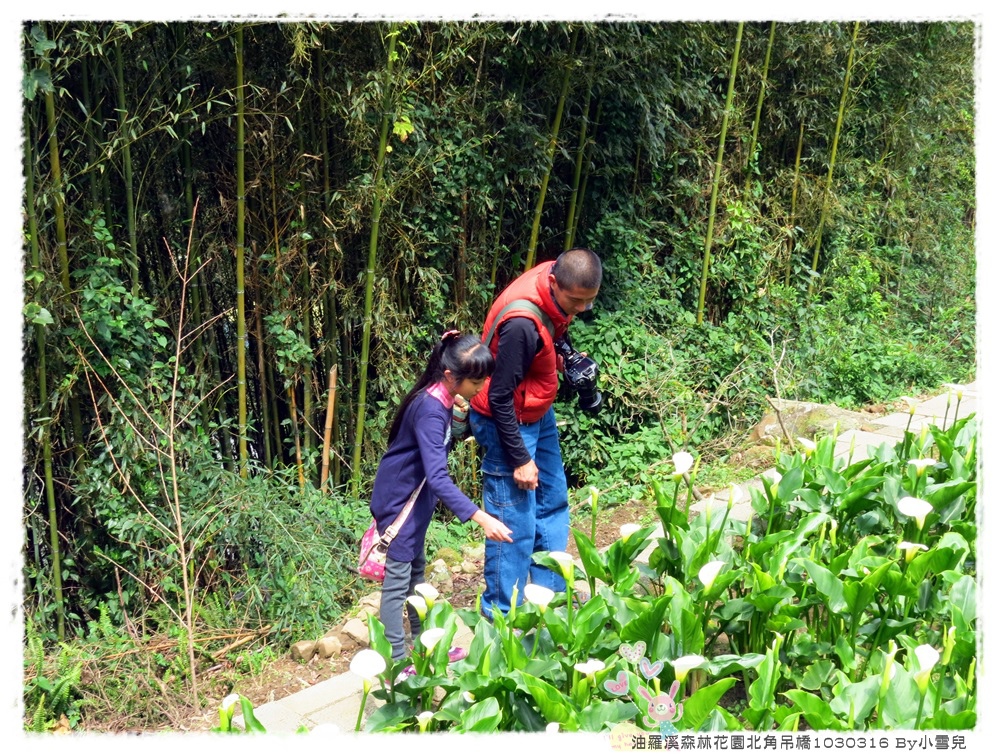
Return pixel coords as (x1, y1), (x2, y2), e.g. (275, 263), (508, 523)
(370, 331), (514, 662)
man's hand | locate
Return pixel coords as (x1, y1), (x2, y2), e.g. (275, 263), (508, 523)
(472, 510), (514, 543)
(514, 460), (539, 490)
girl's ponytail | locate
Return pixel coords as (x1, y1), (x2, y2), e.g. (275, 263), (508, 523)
(386, 331), (494, 444)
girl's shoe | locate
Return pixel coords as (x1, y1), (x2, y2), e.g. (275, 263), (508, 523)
(394, 664), (417, 684)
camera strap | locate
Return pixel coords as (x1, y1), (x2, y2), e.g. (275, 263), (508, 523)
(483, 299), (555, 347)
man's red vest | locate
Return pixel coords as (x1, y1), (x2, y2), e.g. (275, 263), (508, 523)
(470, 261), (570, 423)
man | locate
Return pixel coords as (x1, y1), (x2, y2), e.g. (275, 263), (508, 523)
(469, 247), (602, 617)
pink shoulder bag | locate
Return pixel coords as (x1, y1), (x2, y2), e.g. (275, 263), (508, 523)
(358, 480), (426, 581)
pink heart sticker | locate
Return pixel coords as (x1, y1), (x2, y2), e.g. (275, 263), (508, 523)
(603, 670), (629, 696)
(618, 641), (647, 663)
(639, 656), (664, 680)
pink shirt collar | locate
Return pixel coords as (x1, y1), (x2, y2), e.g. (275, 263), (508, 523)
(426, 381), (454, 408)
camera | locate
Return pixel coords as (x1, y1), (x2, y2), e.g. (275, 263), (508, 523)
(554, 338), (603, 412)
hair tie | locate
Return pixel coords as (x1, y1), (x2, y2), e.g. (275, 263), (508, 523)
(441, 329), (461, 342)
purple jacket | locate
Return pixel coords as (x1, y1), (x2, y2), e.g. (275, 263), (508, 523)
(369, 385), (479, 561)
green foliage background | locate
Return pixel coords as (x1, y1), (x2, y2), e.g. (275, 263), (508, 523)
(19, 18), (975, 726)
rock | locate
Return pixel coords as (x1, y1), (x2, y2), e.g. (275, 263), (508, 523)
(342, 618), (370, 646)
(431, 546), (462, 568)
(316, 635), (342, 659)
(290, 640), (317, 662)
(461, 543), (485, 561)
(357, 592), (382, 614)
(460, 560), (479, 574)
(749, 399), (876, 446)
(426, 559), (454, 591)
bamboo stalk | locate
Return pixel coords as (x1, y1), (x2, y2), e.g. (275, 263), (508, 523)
(26, 107), (64, 643)
(696, 22), (744, 325)
(114, 41), (139, 295)
(288, 383), (306, 491)
(320, 365), (338, 490)
(743, 21), (776, 198)
(254, 275), (272, 469)
(524, 26), (579, 271)
(351, 23), (399, 496)
(809, 21), (861, 296)
(565, 68), (594, 251)
(235, 25), (249, 476)
(786, 119), (805, 286)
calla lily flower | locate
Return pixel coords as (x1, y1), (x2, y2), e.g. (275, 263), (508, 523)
(574, 658), (606, 677)
(897, 540), (928, 563)
(406, 595), (428, 621)
(797, 437), (816, 455)
(914, 644), (940, 694)
(462, 691), (476, 704)
(546, 722), (560, 733)
(880, 641), (898, 696)
(898, 496), (934, 530)
(672, 451), (694, 477)
(943, 626), (957, 665)
(548, 551), (576, 584)
(672, 654), (706, 683)
(220, 693), (240, 715)
(908, 458), (936, 476)
(419, 627), (446, 652)
(762, 468), (781, 486)
(727, 483), (743, 507)
(901, 396), (919, 416)
(698, 560), (725, 591)
(416, 710), (434, 732)
(523, 583), (555, 611)
(414, 582), (439, 608)
(942, 383), (965, 401)
(349, 649), (387, 681)
(619, 523), (642, 540)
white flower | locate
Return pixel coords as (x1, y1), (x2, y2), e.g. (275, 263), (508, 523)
(727, 483), (743, 506)
(913, 644), (940, 694)
(574, 658), (606, 677)
(546, 722), (560, 733)
(762, 468), (782, 485)
(220, 693), (240, 716)
(419, 627), (446, 652)
(548, 551), (576, 583)
(523, 583), (556, 611)
(349, 649), (387, 680)
(897, 540), (929, 563)
(897, 496), (934, 530)
(901, 396), (919, 416)
(698, 560), (725, 591)
(416, 710), (435, 732)
(671, 654), (706, 683)
(908, 458), (936, 476)
(406, 595), (428, 621)
(619, 523), (642, 540)
(462, 691), (476, 704)
(672, 451), (695, 477)
(414, 582), (439, 608)
(797, 437), (817, 455)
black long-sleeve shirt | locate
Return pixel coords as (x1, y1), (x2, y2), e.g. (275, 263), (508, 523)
(488, 317), (547, 468)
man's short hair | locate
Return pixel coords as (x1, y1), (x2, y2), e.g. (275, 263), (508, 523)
(552, 248), (602, 290)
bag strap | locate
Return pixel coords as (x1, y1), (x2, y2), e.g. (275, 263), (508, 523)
(379, 479), (426, 546)
(483, 298), (555, 348)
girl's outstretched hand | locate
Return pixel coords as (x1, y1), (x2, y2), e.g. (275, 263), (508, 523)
(472, 509), (513, 543)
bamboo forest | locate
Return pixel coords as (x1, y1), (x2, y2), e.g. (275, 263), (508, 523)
(19, 18), (977, 735)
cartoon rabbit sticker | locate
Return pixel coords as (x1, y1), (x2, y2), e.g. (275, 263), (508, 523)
(637, 680), (684, 735)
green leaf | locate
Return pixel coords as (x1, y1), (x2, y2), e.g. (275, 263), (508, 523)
(513, 670), (577, 728)
(572, 529), (608, 582)
(577, 700), (638, 732)
(239, 696), (267, 733)
(680, 677), (736, 729)
(800, 559), (847, 614)
(948, 574), (976, 625)
(459, 696), (502, 732)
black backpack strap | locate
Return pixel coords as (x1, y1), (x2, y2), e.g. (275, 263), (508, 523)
(483, 298), (555, 347)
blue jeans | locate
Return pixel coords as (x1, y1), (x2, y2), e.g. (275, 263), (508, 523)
(470, 406), (569, 617)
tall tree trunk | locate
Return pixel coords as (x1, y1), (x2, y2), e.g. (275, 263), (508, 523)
(235, 25), (249, 475)
(254, 295), (272, 468)
(809, 21), (861, 297)
(524, 26), (578, 271)
(743, 21), (776, 198)
(697, 22), (744, 325)
(351, 24), (398, 496)
(114, 41), (139, 295)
